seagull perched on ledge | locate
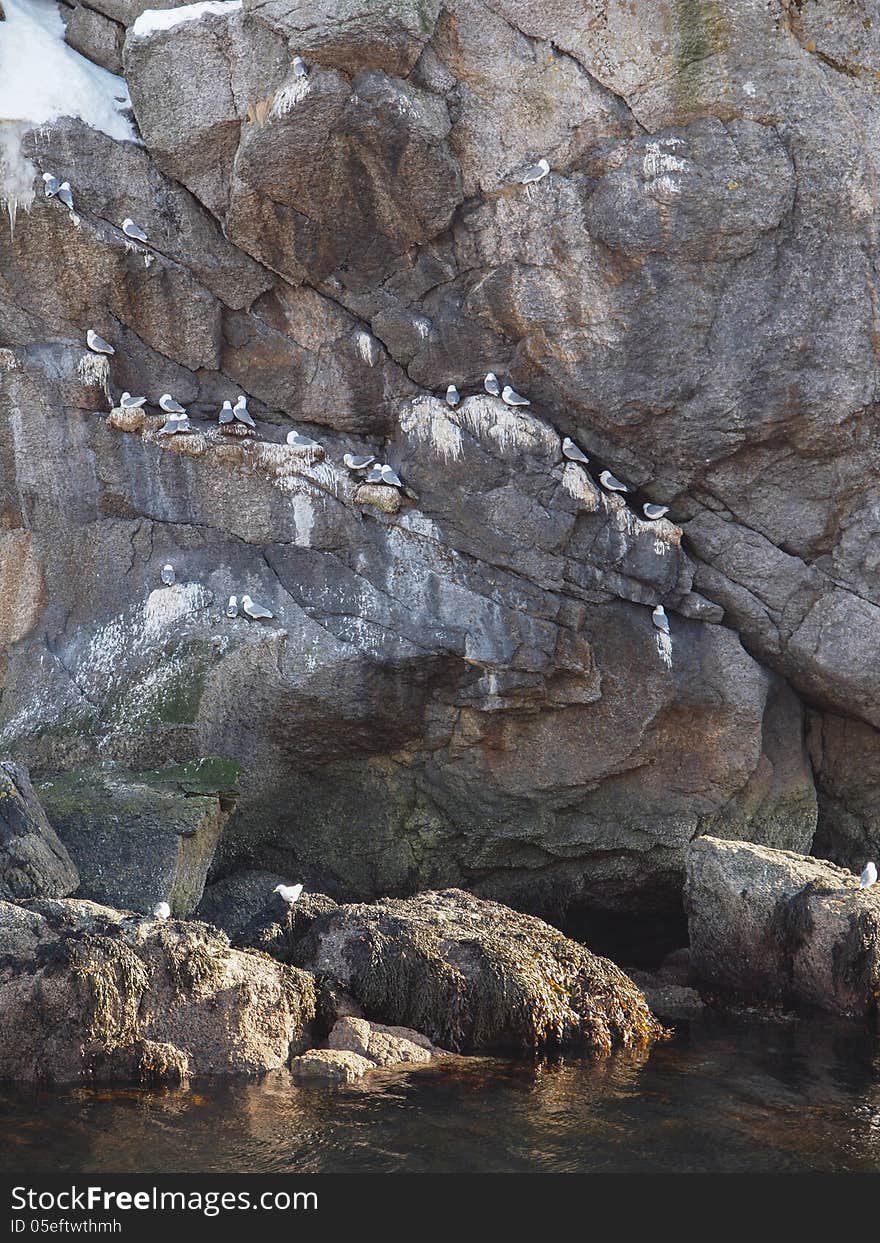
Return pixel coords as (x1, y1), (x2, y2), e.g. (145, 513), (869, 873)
(57, 182), (74, 211)
(859, 862), (877, 889)
(122, 218), (149, 243)
(600, 470), (629, 493)
(233, 395), (256, 428)
(160, 563), (175, 586)
(241, 594), (274, 620)
(292, 56), (309, 78)
(158, 412), (193, 435)
(501, 385), (530, 407)
(287, 429), (323, 452)
(87, 330), (114, 355)
(152, 902), (171, 920)
(343, 452), (375, 473)
(643, 503), (670, 521)
(274, 883), (304, 906)
(42, 172), (60, 198)
(484, 372), (501, 397)
(159, 393), (186, 415)
(562, 437), (589, 464)
(120, 392), (147, 410)
(652, 604), (670, 635)
(520, 158), (550, 185)
(226, 595), (239, 618)
(446, 384), (460, 408)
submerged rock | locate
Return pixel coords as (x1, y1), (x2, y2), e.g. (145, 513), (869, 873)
(685, 837), (880, 1019)
(0, 761), (79, 901)
(290, 1014), (445, 1084)
(0, 897), (317, 1082)
(294, 888), (665, 1054)
(38, 760), (239, 917)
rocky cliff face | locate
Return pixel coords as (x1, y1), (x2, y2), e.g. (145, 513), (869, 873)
(1, 0), (877, 953)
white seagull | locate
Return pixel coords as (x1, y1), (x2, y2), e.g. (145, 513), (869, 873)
(233, 395), (256, 428)
(160, 563), (175, 586)
(152, 902), (171, 920)
(87, 330), (115, 355)
(652, 604), (670, 635)
(343, 452), (375, 472)
(521, 158), (550, 185)
(859, 862), (877, 889)
(292, 56), (309, 78)
(241, 594), (274, 620)
(120, 392), (147, 409)
(446, 384), (460, 407)
(484, 372), (501, 397)
(599, 470), (629, 493)
(226, 595), (239, 618)
(286, 429), (323, 451)
(365, 463), (403, 487)
(643, 503), (670, 521)
(42, 172), (60, 198)
(159, 394), (186, 414)
(158, 412), (193, 435)
(57, 182), (74, 210)
(562, 437), (589, 464)
(274, 882), (304, 906)
(122, 218), (149, 243)
(501, 385), (530, 407)
(218, 399), (235, 424)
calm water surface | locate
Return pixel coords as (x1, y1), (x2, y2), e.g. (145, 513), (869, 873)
(3, 1014), (880, 1174)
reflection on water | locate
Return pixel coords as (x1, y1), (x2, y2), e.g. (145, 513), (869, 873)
(3, 1013), (880, 1173)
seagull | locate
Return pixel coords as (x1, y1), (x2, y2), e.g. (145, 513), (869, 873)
(643, 503), (670, 521)
(365, 463), (403, 487)
(286, 429), (322, 451)
(446, 384), (460, 408)
(599, 470), (629, 493)
(226, 595), (239, 618)
(57, 182), (74, 210)
(152, 902), (171, 920)
(42, 172), (60, 198)
(159, 393), (186, 414)
(292, 56), (309, 78)
(562, 437), (589, 464)
(521, 158), (550, 185)
(484, 372), (501, 397)
(160, 563), (175, 586)
(501, 385), (530, 407)
(122, 218), (148, 243)
(859, 862), (877, 889)
(87, 330), (115, 355)
(274, 882), (304, 906)
(120, 392), (147, 409)
(233, 395), (256, 428)
(241, 594), (274, 620)
(158, 412), (193, 435)
(652, 604), (670, 634)
(343, 452), (375, 472)
(218, 399), (235, 424)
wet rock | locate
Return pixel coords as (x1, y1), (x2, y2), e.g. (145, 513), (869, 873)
(290, 1014), (445, 1083)
(0, 761), (79, 900)
(196, 868), (292, 939)
(685, 837), (880, 1018)
(808, 711), (880, 875)
(38, 760), (239, 917)
(627, 971), (705, 1024)
(294, 888), (665, 1054)
(235, 889), (339, 961)
(0, 897), (317, 1082)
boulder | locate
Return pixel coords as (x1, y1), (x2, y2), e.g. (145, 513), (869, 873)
(196, 868), (293, 938)
(0, 897), (317, 1082)
(290, 1014), (444, 1083)
(294, 888), (665, 1054)
(38, 760), (240, 917)
(0, 761), (79, 901)
(64, 5), (125, 73)
(234, 889), (340, 961)
(685, 836), (880, 1018)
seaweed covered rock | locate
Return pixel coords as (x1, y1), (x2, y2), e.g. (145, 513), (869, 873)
(234, 889), (339, 961)
(685, 837), (880, 1018)
(0, 897), (317, 1082)
(0, 761), (79, 901)
(294, 888), (664, 1054)
(38, 761), (239, 917)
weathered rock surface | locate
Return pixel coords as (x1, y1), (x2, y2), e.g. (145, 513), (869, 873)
(685, 837), (880, 1018)
(6, 0), (880, 950)
(38, 760), (239, 916)
(234, 889), (339, 960)
(63, 4), (125, 74)
(0, 761), (79, 900)
(0, 897), (317, 1082)
(290, 1013), (444, 1083)
(294, 888), (665, 1053)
